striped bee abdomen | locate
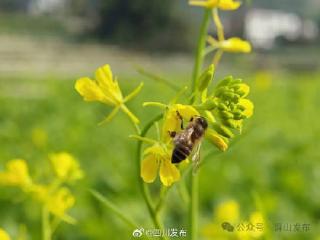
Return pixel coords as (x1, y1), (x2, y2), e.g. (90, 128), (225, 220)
(171, 144), (192, 163)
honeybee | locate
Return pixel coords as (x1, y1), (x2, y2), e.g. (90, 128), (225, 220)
(169, 112), (208, 166)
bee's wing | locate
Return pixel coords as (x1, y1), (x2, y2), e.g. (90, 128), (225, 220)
(191, 142), (202, 174)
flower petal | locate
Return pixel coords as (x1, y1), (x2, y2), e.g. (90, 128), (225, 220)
(206, 129), (228, 151)
(0, 228), (11, 240)
(95, 65), (123, 101)
(159, 159), (180, 187)
(220, 38), (251, 53)
(218, 0), (241, 10)
(162, 104), (199, 142)
(238, 99), (254, 118)
(141, 155), (159, 183)
(215, 200), (240, 223)
(189, 0), (219, 8)
(0, 159), (32, 189)
(75, 77), (112, 104)
(49, 152), (84, 182)
(47, 187), (75, 221)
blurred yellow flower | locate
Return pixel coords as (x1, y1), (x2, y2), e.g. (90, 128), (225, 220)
(0, 228), (11, 240)
(75, 64), (143, 124)
(189, 0), (241, 10)
(0, 159), (32, 190)
(215, 200), (240, 223)
(49, 152), (84, 182)
(249, 211), (265, 238)
(220, 37), (251, 53)
(46, 187), (76, 224)
(208, 36), (251, 53)
(218, 0), (241, 10)
(189, 0), (219, 8)
(202, 200), (265, 240)
(141, 144), (180, 187)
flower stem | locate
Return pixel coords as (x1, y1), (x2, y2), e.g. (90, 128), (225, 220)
(212, 8), (224, 41)
(189, 9), (211, 240)
(136, 114), (168, 240)
(190, 173), (199, 240)
(42, 207), (51, 240)
(191, 9), (211, 103)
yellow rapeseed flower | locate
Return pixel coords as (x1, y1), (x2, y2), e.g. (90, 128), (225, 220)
(214, 199), (240, 223)
(49, 152), (84, 182)
(218, 0), (241, 10)
(46, 187), (76, 224)
(215, 37), (252, 53)
(162, 104), (200, 143)
(189, 0), (241, 10)
(75, 64), (143, 124)
(249, 211), (265, 238)
(139, 104), (200, 186)
(141, 144), (180, 187)
(0, 228), (11, 240)
(0, 159), (32, 190)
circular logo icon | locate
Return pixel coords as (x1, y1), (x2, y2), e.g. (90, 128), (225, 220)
(132, 228), (144, 238)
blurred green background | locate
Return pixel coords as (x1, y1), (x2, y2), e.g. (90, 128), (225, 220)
(0, 0), (320, 239)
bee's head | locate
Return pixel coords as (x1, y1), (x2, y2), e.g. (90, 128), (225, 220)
(194, 116), (208, 129)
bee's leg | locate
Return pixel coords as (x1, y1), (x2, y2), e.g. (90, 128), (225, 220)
(168, 131), (176, 138)
(176, 111), (184, 129)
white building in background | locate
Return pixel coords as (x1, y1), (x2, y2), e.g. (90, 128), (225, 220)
(28, 0), (67, 14)
(244, 8), (319, 49)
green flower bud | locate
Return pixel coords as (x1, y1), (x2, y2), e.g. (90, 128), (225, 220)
(195, 98), (218, 110)
(223, 119), (243, 130)
(233, 83), (250, 97)
(216, 76), (233, 88)
(220, 110), (234, 119)
(211, 122), (234, 138)
(231, 78), (242, 84)
(198, 64), (215, 92)
(218, 103), (228, 111)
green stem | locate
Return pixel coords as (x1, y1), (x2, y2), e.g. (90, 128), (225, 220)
(190, 173), (199, 240)
(189, 9), (211, 240)
(42, 207), (51, 240)
(136, 114), (167, 240)
(191, 9), (211, 103)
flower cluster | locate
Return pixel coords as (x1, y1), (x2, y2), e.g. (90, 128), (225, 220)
(202, 199), (265, 239)
(196, 72), (254, 151)
(73, 1), (253, 190)
(0, 152), (83, 224)
(0, 228), (11, 240)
